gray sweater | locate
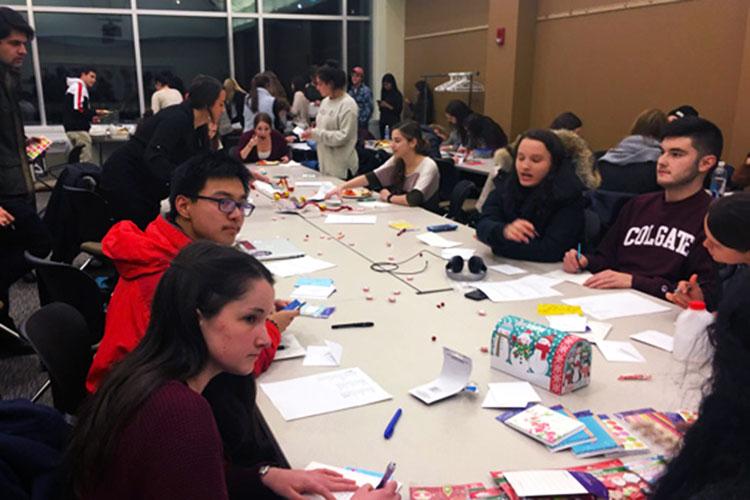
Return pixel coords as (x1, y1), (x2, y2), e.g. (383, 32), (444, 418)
(312, 93), (359, 179)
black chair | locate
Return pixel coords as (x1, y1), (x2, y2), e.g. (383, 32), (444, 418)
(24, 252), (107, 345)
(584, 189), (637, 248)
(21, 302), (92, 416)
(67, 144), (85, 164)
(62, 184), (115, 253)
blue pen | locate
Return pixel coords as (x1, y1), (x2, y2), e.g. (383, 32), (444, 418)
(383, 408), (402, 439)
(576, 243), (583, 270)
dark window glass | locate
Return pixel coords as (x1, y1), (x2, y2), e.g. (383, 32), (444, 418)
(36, 0), (129, 7)
(231, 0), (257, 13)
(347, 20), (370, 86)
(35, 13), (139, 124)
(137, 0), (226, 11)
(264, 19), (341, 95)
(3, 0), (25, 4)
(139, 16), (229, 108)
(232, 19), (259, 89)
(263, 0), (340, 15)
(347, 0), (370, 16)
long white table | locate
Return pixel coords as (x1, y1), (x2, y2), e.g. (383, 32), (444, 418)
(242, 163), (703, 486)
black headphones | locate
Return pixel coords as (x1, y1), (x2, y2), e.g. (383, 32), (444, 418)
(445, 256), (487, 281)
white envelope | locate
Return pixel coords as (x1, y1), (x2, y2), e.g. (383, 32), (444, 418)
(409, 347), (472, 404)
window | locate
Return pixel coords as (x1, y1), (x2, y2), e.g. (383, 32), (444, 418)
(231, 0), (256, 13)
(139, 16), (229, 109)
(347, 20), (370, 85)
(35, 13), (139, 124)
(347, 0), (370, 16)
(263, 0), (340, 15)
(264, 19), (341, 97)
(232, 19), (260, 89)
(137, 0), (226, 12)
(35, 0), (129, 7)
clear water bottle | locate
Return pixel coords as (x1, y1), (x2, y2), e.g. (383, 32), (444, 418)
(384, 125), (390, 140)
(673, 300), (714, 362)
(709, 161), (728, 198)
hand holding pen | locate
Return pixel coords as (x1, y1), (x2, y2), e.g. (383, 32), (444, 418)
(665, 273), (704, 308)
(563, 244), (588, 273)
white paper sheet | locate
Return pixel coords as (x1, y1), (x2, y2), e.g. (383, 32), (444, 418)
(563, 291), (671, 320)
(630, 330), (674, 352)
(358, 200), (391, 208)
(264, 256), (336, 278)
(475, 275), (563, 303)
(573, 320), (612, 344)
(440, 247), (475, 260)
(489, 264), (527, 276)
(260, 367), (391, 421)
(597, 340), (646, 363)
(290, 142), (312, 151)
(308, 183), (335, 201)
(324, 214), (377, 224)
(546, 314), (589, 333)
(409, 347), (472, 404)
(304, 462), (401, 500)
(543, 269), (593, 286)
(481, 381), (541, 409)
(303, 340), (343, 366)
(290, 284), (337, 300)
(275, 333), (306, 360)
(504, 470), (587, 497)
(415, 232), (462, 248)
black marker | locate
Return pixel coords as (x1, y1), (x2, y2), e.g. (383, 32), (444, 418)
(331, 322), (374, 329)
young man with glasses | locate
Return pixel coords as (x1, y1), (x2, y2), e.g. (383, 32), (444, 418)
(87, 151), (296, 392)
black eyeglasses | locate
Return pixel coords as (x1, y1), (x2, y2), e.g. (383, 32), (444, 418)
(195, 196), (255, 217)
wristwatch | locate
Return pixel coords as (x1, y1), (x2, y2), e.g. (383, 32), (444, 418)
(258, 465), (272, 478)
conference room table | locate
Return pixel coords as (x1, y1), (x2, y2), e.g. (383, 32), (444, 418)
(240, 162), (705, 487)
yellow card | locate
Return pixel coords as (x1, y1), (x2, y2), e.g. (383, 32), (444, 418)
(537, 304), (584, 316)
(388, 220), (414, 230)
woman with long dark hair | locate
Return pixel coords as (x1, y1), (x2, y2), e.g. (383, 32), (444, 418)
(377, 73), (403, 138)
(434, 99), (472, 148)
(476, 128), (585, 262)
(407, 80), (433, 125)
(327, 120), (439, 209)
(67, 241), (398, 499)
(243, 73), (275, 132)
(653, 193), (750, 499)
(234, 112), (290, 163)
(101, 75), (224, 229)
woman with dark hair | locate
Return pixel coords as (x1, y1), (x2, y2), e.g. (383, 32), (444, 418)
(243, 73), (275, 132)
(300, 65), (359, 179)
(101, 75), (225, 229)
(407, 80), (433, 125)
(67, 241), (399, 500)
(435, 99), (472, 148)
(150, 71), (182, 114)
(476, 129), (585, 262)
(326, 120), (439, 209)
(289, 75), (310, 127)
(549, 111), (582, 132)
(464, 113), (508, 153)
(377, 73), (403, 139)
(234, 112), (289, 163)
(653, 197), (750, 499)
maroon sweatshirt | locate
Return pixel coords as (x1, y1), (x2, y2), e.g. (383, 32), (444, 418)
(586, 189), (718, 305)
(82, 380), (268, 500)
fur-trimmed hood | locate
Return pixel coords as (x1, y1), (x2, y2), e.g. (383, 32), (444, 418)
(477, 129), (600, 211)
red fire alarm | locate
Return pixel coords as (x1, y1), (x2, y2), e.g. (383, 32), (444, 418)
(496, 27), (505, 46)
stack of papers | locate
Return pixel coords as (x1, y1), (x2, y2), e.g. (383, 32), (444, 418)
(260, 367), (391, 421)
(303, 340), (343, 366)
(489, 263), (527, 276)
(481, 381), (541, 409)
(264, 256), (336, 278)
(563, 292), (670, 320)
(500, 404), (585, 446)
(475, 275), (563, 302)
(416, 232), (461, 248)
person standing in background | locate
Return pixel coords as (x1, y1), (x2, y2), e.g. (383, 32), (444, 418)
(347, 66), (373, 141)
(243, 73), (275, 132)
(150, 72), (183, 114)
(377, 73), (403, 139)
(63, 67), (108, 163)
(0, 7), (51, 347)
(289, 76), (310, 128)
(406, 80), (433, 125)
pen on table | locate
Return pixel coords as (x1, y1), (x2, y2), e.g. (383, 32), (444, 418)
(330, 322), (374, 329)
(383, 408), (402, 439)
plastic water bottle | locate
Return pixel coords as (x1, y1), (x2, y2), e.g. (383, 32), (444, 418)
(384, 125), (390, 140)
(673, 300), (714, 362)
(710, 161), (728, 198)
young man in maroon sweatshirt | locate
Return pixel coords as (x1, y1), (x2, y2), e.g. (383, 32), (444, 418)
(563, 117), (720, 306)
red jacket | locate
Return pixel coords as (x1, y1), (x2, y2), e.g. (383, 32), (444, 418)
(85, 215), (280, 392)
